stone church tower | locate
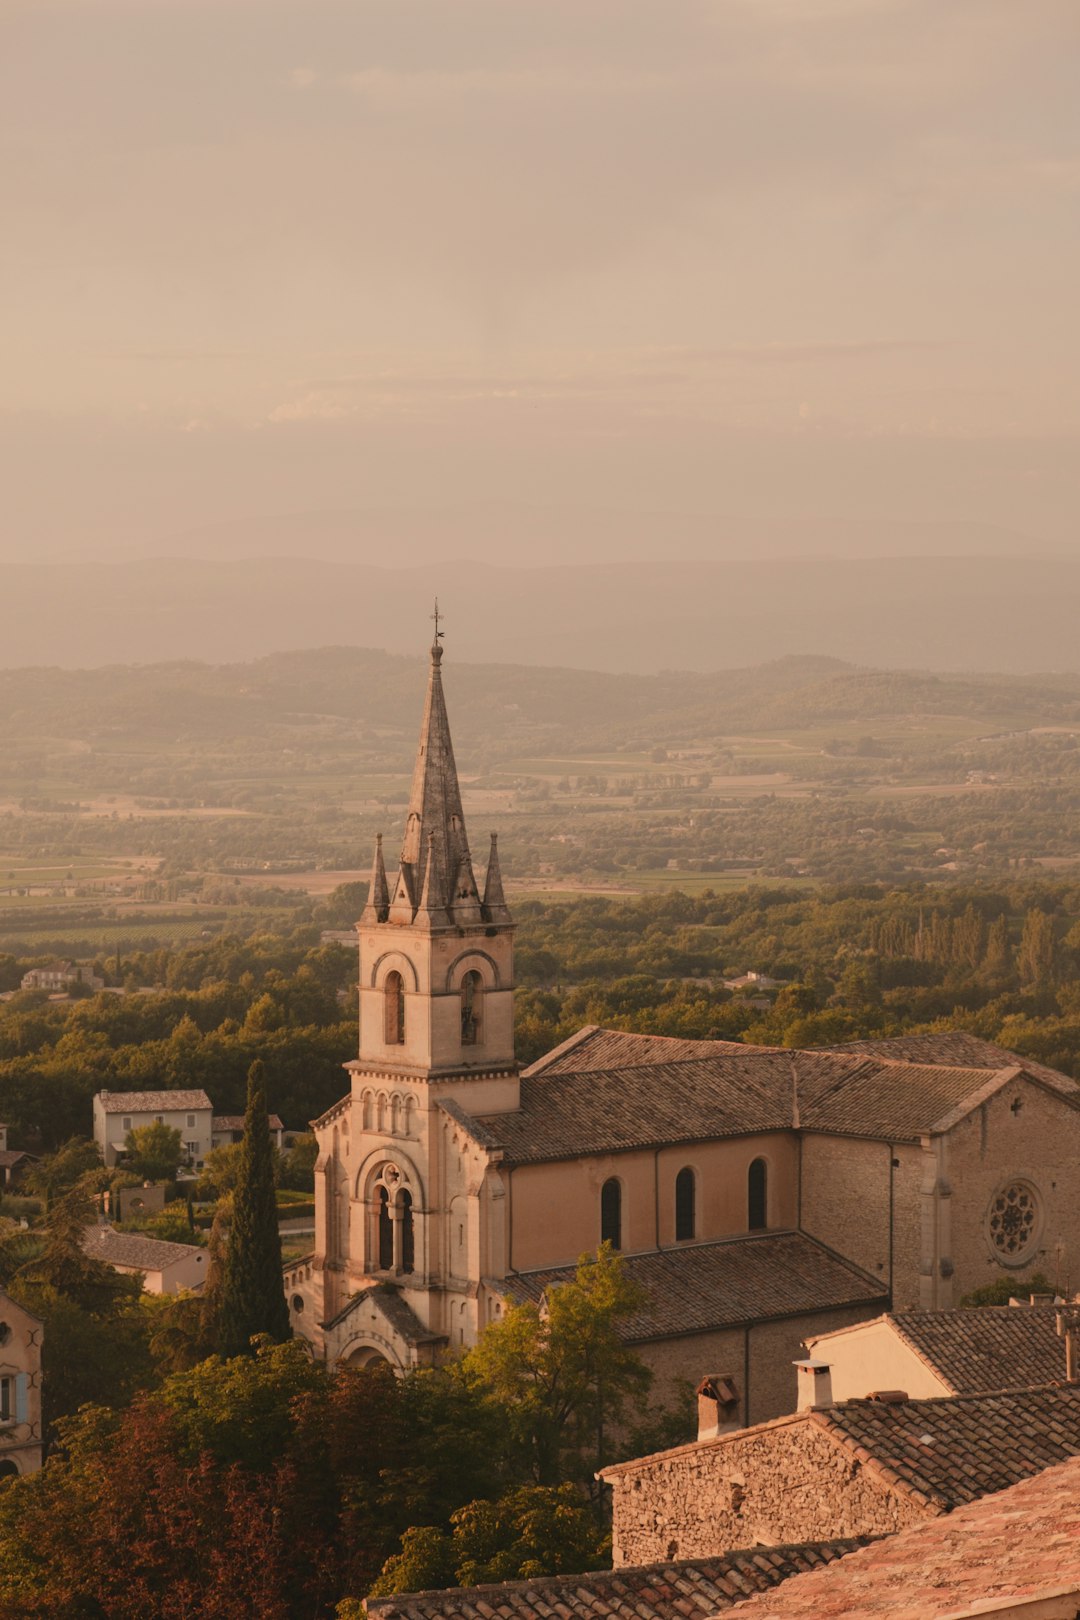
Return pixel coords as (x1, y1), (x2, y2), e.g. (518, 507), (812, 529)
(289, 629), (519, 1365)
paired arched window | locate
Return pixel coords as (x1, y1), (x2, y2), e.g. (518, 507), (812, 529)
(372, 1165), (415, 1274)
(748, 1158), (768, 1231)
(384, 971), (405, 1045)
(461, 970), (483, 1045)
(600, 1178), (622, 1250)
(675, 1167), (696, 1241)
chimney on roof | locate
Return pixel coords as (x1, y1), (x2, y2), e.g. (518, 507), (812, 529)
(696, 1375), (740, 1441)
(1056, 1310), (1080, 1382)
(793, 1358), (834, 1411)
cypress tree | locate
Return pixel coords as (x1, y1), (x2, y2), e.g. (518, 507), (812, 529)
(216, 1060), (291, 1355)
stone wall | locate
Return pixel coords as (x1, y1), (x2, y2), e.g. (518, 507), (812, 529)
(605, 1412), (930, 1567)
(944, 1074), (1080, 1304)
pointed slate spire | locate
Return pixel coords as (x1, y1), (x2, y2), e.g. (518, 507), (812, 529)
(389, 627), (478, 928)
(482, 832), (512, 925)
(360, 834), (390, 924)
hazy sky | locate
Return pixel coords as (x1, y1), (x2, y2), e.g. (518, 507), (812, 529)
(3, 0), (1079, 561)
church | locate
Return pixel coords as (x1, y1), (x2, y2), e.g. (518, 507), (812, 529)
(286, 633), (1080, 1425)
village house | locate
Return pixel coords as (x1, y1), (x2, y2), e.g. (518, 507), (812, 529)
(0, 1289), (44, 1477)
(82, 1225), (208, 1295)
(20, 959), (104, 994)
(803, 1301), (1074, 1402)
(288, 634), (1080, 1417)
(93, 1088), (214, 1169)
(599, 1381), (1080, 1566)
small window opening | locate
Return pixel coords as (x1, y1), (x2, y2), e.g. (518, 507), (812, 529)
(400, 1189), (414, 1274)
(384, 971), (405, 1045)
(675, 1167), (696, 1241)
(461, 970), (483, 1045)
(748, 1158), (768, 1231)
(600, 1178), (622, 1250)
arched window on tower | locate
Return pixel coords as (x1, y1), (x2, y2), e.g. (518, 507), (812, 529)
(600, 1178), (622, 1250)
(377, 1185), (393, 1269)
(675, 1166), (696, 1241)
(748, 1158), (768, 1231)
(461, 970), (483, 1045)
(384, 971), (405, 1045)
(400, 1189), (414, 1274)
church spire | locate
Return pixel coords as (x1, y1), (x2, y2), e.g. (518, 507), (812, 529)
(360, 834), (389, 924)
(390, 613), (481, 929)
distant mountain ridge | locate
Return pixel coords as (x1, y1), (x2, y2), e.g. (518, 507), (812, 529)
(2, 553), (1078, 674)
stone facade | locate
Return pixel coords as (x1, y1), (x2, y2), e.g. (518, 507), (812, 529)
(604, 1414), (925, 1566)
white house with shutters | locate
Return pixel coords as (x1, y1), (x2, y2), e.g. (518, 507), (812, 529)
(92, 1089), (214, 1169)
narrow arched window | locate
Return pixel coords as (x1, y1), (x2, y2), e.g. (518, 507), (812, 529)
(600, 1178), (622, 1250)
(675, 1167), (696, 1242)
(378, 1185), (393, 1269)
(748, 1158), (768, 1231)
(461, 970), (483, 1045)
(384, 971), (405, 1045)
(400, 1189), (414, 1274)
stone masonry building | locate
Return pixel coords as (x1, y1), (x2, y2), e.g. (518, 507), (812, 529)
(287, 634), (1080, 1418)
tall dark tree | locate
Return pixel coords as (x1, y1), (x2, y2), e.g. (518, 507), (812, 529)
(215, 1060), (290, 1355)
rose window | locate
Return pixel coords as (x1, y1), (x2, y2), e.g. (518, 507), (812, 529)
(988, 1182), (1038, 1257)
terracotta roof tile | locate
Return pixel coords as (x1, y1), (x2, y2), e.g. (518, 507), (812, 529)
(366, 1542), (870, 1620)
(817, 1384), (1080, 1509)
(726, 1452), (1080, 1619)
(97, 1088), (212, 1113)
(523, 1026), (751, 1077)
(506, 1233), (887, 1342)
(479, 1035), (1053, 1160)
(82, 1224), (205, 1273)
(884, 1306), (1069, 1394)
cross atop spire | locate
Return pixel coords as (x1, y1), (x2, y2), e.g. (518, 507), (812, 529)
(430, 597), (444, 661)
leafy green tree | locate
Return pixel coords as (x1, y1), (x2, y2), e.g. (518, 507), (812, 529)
(461, 1245), (651, 1488)
(214, 1061), (290, 1355)
(124, 1121), (184, 1182)
(25, 1137), (102, 1207)
(368, 1484), (608, 1596)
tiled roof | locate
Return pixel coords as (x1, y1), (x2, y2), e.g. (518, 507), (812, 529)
(82, 1225), (205, 1273)
(98, 1089), (212, 1113)
(0, 1149), (35, 1169)
(726, 1452), (1080, 1619)
(886, 1306), (1068, 1395)
(367, 1542), (871, 1620)
(506, 1233), (887, 1342)
(479, 1035), (1054, 1160)
(819, 1383), (1080, 1511)
(524, 1025), (750, 1077)
(797, 1058), (1011, 1141)
(827, 1031), (1080, 1099)
(212, 1114), (284, 1132)
(321, 1285), (445, 1347)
